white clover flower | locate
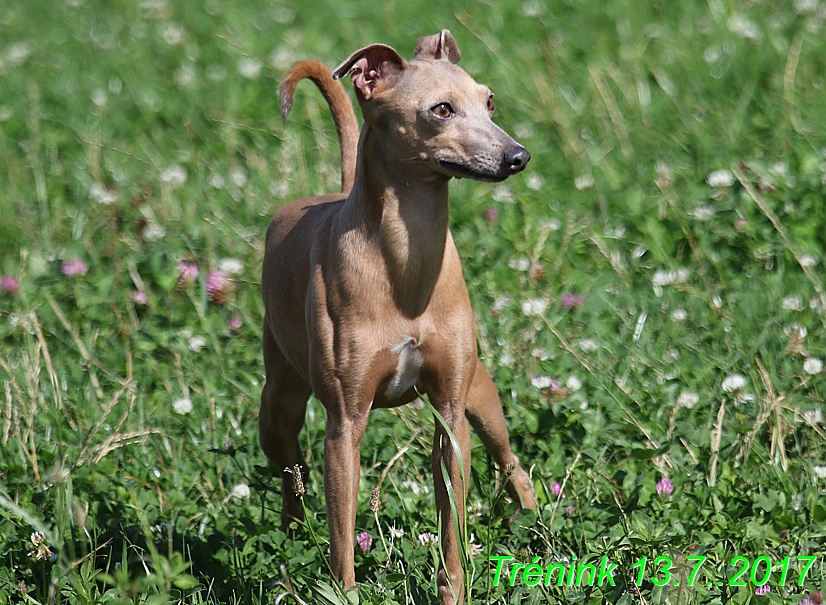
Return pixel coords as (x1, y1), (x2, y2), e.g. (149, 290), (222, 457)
(237, 57), (262, 79)
(526, 174), (543, 190)
(692, 205), (715, 221)
(703, 46), (723, 64)
(531, 375), (554, 389)
(270, 46), (295, 70)
(467, 501), (484, 516)
(389, 524), (405, 539)
(769, 162), (789, 177)
(91, 89), (108, 108)
(813, 465), (826, 479)
(229, 165), (248, 188)
(522, 0), (544, 17)
(803, 357), (823, 375)
(401, 480), (428, 495)
(784, 324), (808, 339)
(142, 223), (166, 241)
(675, 267), (691, 283)
(803, 409), (823, 424)
(799, 254), (818, 268)
(89, 183), (118, 204)
(173, 397), (193, 415)
(782, 296), (804, 311)
(418, 532), (438, 547)
(160, 165), (187, 187)
(509, 257), (530, 272)
(652, 270), (676, 287)
(160, 23), (185, 46)
(491, 185), (513, 203)
(208, 172), (225, 189)
(541, 217), (562, 231)
(5, 42), (32, 66)
(578, 338), (599, 353)
(231, 483), (251, 499)
(521, 297), (548, 317)
(707, 169), (734, 188)
(677, 391), (700, 409)
(140, 0), (171, 19)
(722, 374), (746, 392)
(727, 14), (762, 41)
(492, 295), (511, 313)
(794, 0), (818, 13)
(514, 123), (535, 139)
(574, 174), (595, 190)
(173, 64), (197, 88)
(218, 257), (244, 276)
(566, 376), (582, 391)
(188, 335), (207, 352)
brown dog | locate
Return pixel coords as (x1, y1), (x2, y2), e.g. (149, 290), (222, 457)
(260, 30), (536, 604)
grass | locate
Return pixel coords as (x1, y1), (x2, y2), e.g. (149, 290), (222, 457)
(1, 0), (825, 603)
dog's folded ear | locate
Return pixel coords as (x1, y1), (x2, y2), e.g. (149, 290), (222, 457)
(413, 29), (461, 64)
(332, 44), (405, 100)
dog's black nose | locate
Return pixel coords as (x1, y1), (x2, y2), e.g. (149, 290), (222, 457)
(505, 146), (530, 174)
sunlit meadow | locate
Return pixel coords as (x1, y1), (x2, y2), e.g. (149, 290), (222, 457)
(1, 0), (825, 603)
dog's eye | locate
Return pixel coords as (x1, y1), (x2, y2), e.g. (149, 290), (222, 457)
(430, 103), (454, 119)
(487, 95), (495, 113)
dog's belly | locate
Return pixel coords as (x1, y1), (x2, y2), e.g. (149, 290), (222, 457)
(383, 336), (423, 401)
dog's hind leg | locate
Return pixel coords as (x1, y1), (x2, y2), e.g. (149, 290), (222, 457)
(465, 359), (537, 509)
(259, 320), (313, 531)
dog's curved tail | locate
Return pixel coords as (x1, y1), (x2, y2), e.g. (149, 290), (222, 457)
(280, 59), (359, 195)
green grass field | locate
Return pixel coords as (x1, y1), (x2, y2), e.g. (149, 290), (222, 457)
(1, 0), (825, 603)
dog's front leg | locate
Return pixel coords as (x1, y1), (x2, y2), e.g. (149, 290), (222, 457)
(323, 409), (366, 588)
(431, 398), (472, 605)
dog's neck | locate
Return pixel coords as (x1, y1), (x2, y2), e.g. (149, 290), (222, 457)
(345, 124), (451, 317)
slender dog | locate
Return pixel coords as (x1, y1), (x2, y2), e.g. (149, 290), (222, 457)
(261, 30), (536, 604)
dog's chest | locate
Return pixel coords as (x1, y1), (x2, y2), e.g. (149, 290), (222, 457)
(384, 336), (423, 399)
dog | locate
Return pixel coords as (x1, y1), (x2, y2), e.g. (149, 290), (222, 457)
(260, 30), (536, 604)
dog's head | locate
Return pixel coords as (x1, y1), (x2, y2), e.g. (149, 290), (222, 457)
(332, 30), (529, 183)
